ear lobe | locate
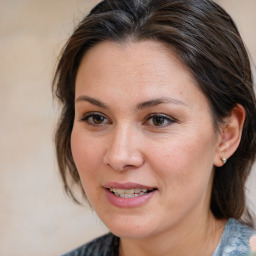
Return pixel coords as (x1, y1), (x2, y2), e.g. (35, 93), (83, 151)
(214, 104), (246, 167)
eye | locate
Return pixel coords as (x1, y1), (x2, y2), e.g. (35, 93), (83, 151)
(144, 114), (175, 127)
(80, 112), (111, 126)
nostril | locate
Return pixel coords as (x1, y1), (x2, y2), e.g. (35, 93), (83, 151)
(122, 164), (136, 170)
(103, 149), (144, 171)
(103, 134), (145, 171)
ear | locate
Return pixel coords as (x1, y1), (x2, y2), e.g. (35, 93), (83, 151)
(214, 104), (246, 167)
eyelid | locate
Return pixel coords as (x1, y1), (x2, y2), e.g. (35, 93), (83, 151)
(80, 111), (112, 125)
(143, 113), (177, 126)
(146, 113), (175, 120)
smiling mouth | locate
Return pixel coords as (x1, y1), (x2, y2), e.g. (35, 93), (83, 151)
(108, 188), (157, 198)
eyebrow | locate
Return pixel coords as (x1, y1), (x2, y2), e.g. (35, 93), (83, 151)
(75, 95), (109, 109)
(75, 95), (186, 110)
(136, 97), (187, 110)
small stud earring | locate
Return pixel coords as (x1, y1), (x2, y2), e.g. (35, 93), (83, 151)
(222, 158), (227, 164)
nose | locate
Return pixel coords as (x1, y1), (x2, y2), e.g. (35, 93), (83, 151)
(103, 124), (144, 171)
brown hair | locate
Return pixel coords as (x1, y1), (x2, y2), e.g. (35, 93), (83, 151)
(53, 0), (256, 225)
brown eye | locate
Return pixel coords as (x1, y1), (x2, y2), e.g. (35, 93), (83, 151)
(81, 112), (110, 126)
(152, 116), (166, 126)
(92, 115), (105, 124)
(144, 114), (175, 127)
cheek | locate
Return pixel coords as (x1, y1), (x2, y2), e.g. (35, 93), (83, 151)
(147, 136), (215, 216)
(147, 131), (216, 189)
(70, 129), (103, 180)
(70, 129), (106, 204)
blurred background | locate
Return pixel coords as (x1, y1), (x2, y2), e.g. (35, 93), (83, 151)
(0, 0), (255, 255)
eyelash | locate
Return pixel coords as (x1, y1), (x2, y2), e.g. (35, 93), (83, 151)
(144, 113), (176, 127)
(80, 112), (111, 126)
(80, 112), (176, 128)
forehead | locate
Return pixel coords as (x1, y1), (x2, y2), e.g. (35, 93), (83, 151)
(78, 40), (194, 79)
(75, 40), (207, 108)
(78, 40), (196, 84)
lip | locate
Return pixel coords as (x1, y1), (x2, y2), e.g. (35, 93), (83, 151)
(103, 182), (156, 190)
(103, 182), (157, 208)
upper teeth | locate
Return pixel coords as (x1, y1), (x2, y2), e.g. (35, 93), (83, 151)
(109, 188), (150, 198)
(110, 188), (148, 194)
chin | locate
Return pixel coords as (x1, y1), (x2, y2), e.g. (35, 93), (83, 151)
(101, 214), (157, 239)
(110, 226), (154, 239)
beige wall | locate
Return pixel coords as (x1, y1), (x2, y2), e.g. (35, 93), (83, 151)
(0, 1), (255, 255)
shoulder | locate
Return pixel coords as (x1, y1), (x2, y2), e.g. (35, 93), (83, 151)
(60, 233), (119, 256)
(213, 218), (256, 256)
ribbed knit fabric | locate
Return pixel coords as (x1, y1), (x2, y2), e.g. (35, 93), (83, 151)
(213, 218), (255, 256)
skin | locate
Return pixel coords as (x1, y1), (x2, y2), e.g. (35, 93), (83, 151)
(71, 40), (233, 256)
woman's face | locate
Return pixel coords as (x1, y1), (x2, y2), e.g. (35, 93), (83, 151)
(71, 40), (222, 239)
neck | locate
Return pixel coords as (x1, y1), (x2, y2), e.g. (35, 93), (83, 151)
(119, 213), (226, 256)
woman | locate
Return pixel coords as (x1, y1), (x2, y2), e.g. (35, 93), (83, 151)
(53, 0), (256, 255)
